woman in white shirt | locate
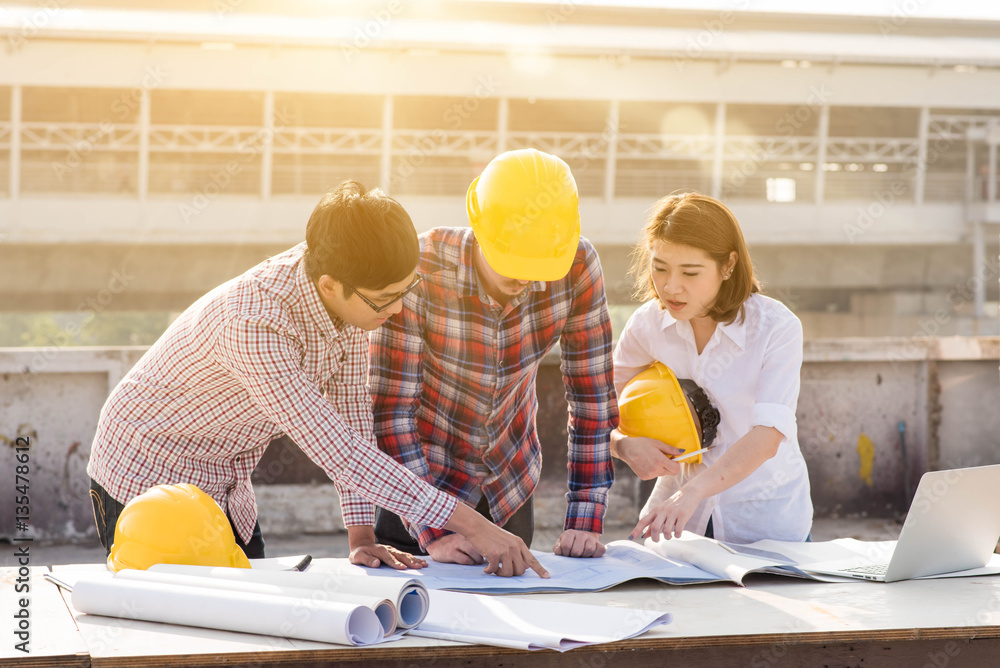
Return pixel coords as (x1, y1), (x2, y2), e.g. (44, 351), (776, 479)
(613, 192), (812, 544)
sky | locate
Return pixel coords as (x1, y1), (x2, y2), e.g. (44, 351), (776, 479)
(491, 0), (1000, 21)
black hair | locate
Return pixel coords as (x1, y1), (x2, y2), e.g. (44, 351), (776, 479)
(302, 180), (419, 292)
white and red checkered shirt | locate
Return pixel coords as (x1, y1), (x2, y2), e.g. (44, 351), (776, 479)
(87, 243), (457, 542)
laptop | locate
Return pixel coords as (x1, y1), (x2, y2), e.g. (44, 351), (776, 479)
(801, 464), (1000, 582)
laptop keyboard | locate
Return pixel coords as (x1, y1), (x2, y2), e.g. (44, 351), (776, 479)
(842, 563), (889, 576)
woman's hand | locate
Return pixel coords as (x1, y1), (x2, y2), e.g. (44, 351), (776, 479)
(629, 426), (785, 542)
(611, 428), (685, 480)
(629, 488), (705, 541)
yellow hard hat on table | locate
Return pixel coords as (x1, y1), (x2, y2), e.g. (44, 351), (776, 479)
(466, 148), (580, 281)
(108, 483), (251, 572)
(618, 362), (720, 465)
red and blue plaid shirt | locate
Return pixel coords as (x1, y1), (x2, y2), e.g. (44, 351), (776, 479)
(364, 227), (617, 548)
(88, 243), (457, 543)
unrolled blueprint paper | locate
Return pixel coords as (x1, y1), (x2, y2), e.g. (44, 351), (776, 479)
(71, 574), (384, 646)
(302, 540), (720, 593)
(412, 590), (672, 651)
(149, 563), (430, 629)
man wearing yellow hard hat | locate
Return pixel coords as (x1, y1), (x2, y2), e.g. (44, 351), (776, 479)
(363, 149), (618, 563)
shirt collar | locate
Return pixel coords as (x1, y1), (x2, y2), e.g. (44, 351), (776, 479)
(658, 303), (747, 350)
(717, 314), (747, 350)
(454, 228), (547, 301)
(454, 228), (481, 297)
(296, 254), (347, 341)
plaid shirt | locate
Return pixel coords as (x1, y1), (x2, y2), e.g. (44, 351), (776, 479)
(87, 243), (457, 543)
(365, 227), (617, 548)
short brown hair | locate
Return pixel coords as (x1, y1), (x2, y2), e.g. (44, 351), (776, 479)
(629, 192), (759, 325)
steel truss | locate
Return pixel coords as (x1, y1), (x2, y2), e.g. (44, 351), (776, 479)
(274, 127), (382, 155)
(19, 122), (140, 151)
(4, 111), (1000, 199)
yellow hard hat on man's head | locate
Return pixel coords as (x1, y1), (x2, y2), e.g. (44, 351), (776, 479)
(618, 362), (720, 465)
(108, 483), (251, 572)
(466, 148), (580, 281)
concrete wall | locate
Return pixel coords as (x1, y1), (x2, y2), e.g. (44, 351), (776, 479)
(1, 337), (998, 542)
(0, 198), (978, 247)
(4, 240), (998, 323)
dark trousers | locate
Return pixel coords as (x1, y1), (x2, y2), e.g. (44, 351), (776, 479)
(374, 493), (534, 555)
(89, 478), (266, 559)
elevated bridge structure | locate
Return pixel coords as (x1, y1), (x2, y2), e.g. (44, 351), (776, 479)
(1, 1), (999, 335)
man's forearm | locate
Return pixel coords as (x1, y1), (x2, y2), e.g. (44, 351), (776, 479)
(347, 525), (378, 549)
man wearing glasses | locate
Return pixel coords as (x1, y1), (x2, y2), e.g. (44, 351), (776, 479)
(87, 180), (548, 578)
(365, 150), (618, 564)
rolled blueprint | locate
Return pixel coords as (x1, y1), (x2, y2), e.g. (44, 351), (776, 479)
(150, 563), (430, 629)
(71, 574), (384, 646)
(114, 568), (397, 636)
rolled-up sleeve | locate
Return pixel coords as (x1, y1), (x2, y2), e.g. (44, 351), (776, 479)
(749, 312), (803, 442)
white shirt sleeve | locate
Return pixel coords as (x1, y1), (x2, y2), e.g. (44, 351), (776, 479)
(612, 305), (658, 396)
(749, 310), (803, 443)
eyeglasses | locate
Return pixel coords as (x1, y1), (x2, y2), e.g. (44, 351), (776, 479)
(354, 274), (423, 313)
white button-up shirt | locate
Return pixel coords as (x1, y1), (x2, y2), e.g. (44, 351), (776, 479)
(614, 293), (813, 543)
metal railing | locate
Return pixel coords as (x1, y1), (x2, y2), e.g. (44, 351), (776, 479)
(722, 170), (817, 202)
(20, 153), (138, 195)
(20, 121), (141, 151)
(271, 164), (381, 196)
(823, 171), (913, 201)
(0, 119), (994, 203)
(390, 164), (479, 196)
(925, 173), (968, 202)
(148, 158), (262, 195)
(615, 169), (710, 198)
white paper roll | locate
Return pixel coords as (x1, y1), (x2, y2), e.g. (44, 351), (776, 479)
(71, 575), (384, 646)
(114, 569), (398, 636)
(150, 563), (430, 629)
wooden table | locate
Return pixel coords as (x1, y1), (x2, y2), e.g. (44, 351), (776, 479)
(5, 565), (1000, 667)
(1, 567), (89, 667)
